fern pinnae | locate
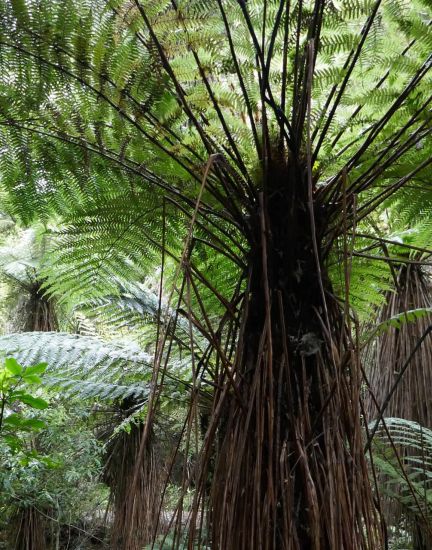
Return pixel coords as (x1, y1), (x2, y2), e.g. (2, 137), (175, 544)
(0, 331), (155, 401)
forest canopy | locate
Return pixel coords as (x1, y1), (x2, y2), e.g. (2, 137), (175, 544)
(0, 0), (431, 548)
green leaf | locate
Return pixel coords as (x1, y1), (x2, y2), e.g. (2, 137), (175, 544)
(3, 413), (46, 430)
(4, 357), (23, 376)
(9, 389), (25, 399)
(18, 455), (30, 466)
(39, 456), (62, 469)
(22, 418), (46, 430)
(24, 363), (48, 376)
(22, 374), (42, 385)
(3, 412), (25, 427)
(3, 434), (23, 451)
(19, 394), (49, 409)
(363, 308), (432, 344)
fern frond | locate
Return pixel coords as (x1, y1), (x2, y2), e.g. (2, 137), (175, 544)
(370, 417), (432, 524)
(0, 331), (153, 401)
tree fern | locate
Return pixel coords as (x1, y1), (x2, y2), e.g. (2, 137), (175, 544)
(364, 256), (432, 545)
(0, 0), (431, 548)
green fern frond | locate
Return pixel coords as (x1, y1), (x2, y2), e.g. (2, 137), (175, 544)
(0, 331), (153, 400)
(370, 417), (432, 522)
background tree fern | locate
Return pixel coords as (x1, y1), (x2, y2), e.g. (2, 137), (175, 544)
(0, 329), (191, 548)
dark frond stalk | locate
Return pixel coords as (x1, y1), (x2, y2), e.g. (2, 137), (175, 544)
(280, 0), (291, 148)
(330, 22), (432, 150)
(312, 0), (384, 159)
(216, 0), (261, 157)
(187, 153), (382, 549)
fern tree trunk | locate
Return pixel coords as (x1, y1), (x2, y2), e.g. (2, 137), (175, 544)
(11, 506), (46, 550)
(9, 282), (58, 333)
(103, 401), (161, 550)
(8, 281), (58, 550)
(366, 264), (432, 549)
(195, 160), (382, 549)
(23, 284), (58, 332)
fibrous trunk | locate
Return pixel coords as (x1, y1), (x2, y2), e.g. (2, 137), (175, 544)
(366, 264), (432, 548)
(104, 419), (161, 550)
(366, 264), (432, 425)
(11, 506), (46, 550)
(9, 282), (58, 333)
(7, 282), (58, 549)
(194, 159), (382, 549)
